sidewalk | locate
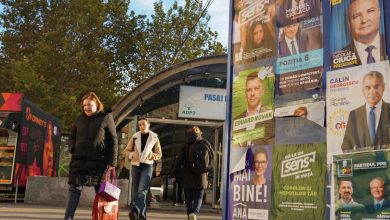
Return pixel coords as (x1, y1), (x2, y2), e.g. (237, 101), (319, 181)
(0, 202), (222, 220)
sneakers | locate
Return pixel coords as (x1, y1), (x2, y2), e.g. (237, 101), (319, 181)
(188, 213), (197, 220)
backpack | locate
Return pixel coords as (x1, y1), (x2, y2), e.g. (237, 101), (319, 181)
(189, 140), (215, 174)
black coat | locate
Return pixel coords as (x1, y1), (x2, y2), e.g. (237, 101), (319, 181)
(173, 139), (208, 189)
(68, 110), (118, 186)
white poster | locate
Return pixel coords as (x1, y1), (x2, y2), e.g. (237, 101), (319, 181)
(326, 61), (390, 163)
(178, 85), (226, 120)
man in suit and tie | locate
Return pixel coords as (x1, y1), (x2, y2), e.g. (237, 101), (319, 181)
(341, 71), (390, 151)
(278, 23), (307, 58)
(338, 0), (386, 67)
(365, 177), (390, 214)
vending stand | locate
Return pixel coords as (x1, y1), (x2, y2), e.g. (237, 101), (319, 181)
(0, 93), (62, 194)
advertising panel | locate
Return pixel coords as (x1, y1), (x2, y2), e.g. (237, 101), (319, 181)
(330, 0), (386, 70)
(272, 143), (327, 219)
(233, 0), (276, 65)
(276, 16), (323, 95)
(333, 150), (390, 220)
(326, 61), (390, 163)
(232, 59), (275, 147)
(228, 145), (273, 220)
(276, 0), (322, 27)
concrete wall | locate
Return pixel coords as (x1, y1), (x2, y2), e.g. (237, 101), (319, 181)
(24, 176), (129, 208)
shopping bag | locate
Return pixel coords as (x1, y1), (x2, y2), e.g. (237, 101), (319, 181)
(98, 169), (121, 201)
(92, 194), (119, 220)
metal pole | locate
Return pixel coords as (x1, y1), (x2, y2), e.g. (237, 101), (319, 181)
(14, 175), (19, 203)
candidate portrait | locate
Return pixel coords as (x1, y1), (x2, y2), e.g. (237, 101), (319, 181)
(341, 71), (390, 152)
(332, 0), (386, 68)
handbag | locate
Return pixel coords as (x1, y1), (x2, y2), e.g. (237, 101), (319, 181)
(92, 194), (119, 220)
(98, 169), (121, 202)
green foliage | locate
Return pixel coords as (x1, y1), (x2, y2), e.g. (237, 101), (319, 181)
(0, 0), (226, 131)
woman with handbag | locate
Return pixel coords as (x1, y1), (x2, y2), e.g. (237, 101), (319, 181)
(64, 92), (118, 220)
(124, 117), (162, 220)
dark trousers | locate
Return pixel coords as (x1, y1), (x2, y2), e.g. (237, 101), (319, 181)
(184, 188), (204, 216)
(172, 180), (184, 204)
(64, 184), (100, 219)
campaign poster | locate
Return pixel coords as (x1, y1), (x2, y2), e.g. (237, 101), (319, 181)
(232, 59), (275, 147)
(274, 100), (325, 126)
(233, 0), (276, 65)
(326, 61), (390, 164)
(333, 150), (390, 220)
(385, 0), (390, 59)
(330, 0), (386, 70)
(276, 0), (322, 27)
(276, 17), (323, 95)
(272, 143), (327, 219)
(228, 145), (273, 220)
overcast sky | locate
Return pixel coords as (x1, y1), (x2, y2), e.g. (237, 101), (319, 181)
(129, 0), (229, 47)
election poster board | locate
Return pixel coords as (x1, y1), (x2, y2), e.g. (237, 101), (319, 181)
(272, 143), (327, 219)
(385, 0), (390, 59)
(276, 0), (322, 27)
(232, 58), (276, 147)
(330, 0), (386, 70)
(233, 0), (276, 65)
(276, 16), (323, 95)
(228, 145), (273, 220)
(326, 61), (390, 164)
(333, 150), (390, 220)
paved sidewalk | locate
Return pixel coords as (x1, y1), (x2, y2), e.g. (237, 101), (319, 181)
(0, 202), (222, 220)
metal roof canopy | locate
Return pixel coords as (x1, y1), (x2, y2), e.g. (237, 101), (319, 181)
(113, 54), (228, 127)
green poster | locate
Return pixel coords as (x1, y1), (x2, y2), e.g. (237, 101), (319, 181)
(272, 143), (327, 219)
(333, 150), (390, 220)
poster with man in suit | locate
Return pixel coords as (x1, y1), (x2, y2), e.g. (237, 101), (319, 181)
(327, 61), (390, 163)
(330, 0), (387, 70)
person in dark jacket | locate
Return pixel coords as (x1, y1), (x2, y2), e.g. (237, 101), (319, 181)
(64, 92), (118, 220)
(172, 126), (210, 220)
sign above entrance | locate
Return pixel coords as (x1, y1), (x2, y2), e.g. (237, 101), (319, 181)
(178, 85), (226, 120)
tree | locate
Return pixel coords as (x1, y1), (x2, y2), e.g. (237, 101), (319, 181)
(136, 0), (225, 77)
(0, 0), (226, 131)
(0, 0), (143, 130)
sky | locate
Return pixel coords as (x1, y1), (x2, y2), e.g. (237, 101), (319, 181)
(129, 0), (229, 47)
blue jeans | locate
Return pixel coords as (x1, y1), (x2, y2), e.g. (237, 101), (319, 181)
(184, 188), (205, 216)
(130, 163), (153, 219)
(64, 184), (100, 219)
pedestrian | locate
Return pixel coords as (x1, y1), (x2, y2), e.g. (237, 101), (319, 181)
(170, 154), (184, 206)
(116, 156), (130, 179)
(124, 117), (162, 220)
(172, 126), (211, 220)
(64, 91), (118, 220)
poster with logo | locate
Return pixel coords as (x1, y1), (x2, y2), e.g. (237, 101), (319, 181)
(232, 58), (275, 147)
(276, 16), (323, 95)
(228, 145), (273, 220)
(330, 0), (386, 70)
(272, 143), (327, 219)
(333, 150), (390, 220)
(276, 0), (322, 27)
(326, 61), (390, 163)
(233, 0), (276, 65)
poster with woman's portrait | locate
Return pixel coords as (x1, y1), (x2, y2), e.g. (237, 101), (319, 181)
(228, 145), (273, 220)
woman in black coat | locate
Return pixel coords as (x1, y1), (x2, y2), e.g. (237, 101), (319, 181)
(64, 92), (118, 220)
